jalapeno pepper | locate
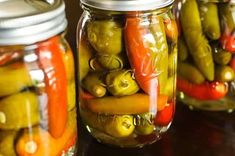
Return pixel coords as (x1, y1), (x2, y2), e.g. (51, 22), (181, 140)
(177, 76), (228, 100)
(37, 36), (67, 138)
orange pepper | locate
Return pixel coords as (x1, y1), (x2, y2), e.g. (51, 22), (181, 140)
(83, 93), (168, 115)
(37, 36), (67, 138)
(16, 110), (77, 156)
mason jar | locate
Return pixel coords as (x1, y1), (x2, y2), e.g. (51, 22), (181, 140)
(77, 0), (178, 147)
(0, 0), (77, 155)
(175, 0), (235, 111)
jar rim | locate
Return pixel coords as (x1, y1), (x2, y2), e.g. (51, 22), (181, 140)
(80, 0), (174, 11)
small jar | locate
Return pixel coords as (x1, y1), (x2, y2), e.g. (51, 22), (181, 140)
(175, 0), (235, 111)
(0, 0), (77, 155)
(77, 0), (177, 147)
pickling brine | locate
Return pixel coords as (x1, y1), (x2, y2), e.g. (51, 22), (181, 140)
(77, 0), (177, 148)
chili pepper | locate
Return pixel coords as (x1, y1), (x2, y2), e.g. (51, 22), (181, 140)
(177, 76), (228, 100)
(16, 109), (77, 156)
(180, 0), (214, 81)
(220, 32), (235, 53)
(37, 36), (67, 138)
(229, 55), (235, 70)
(83, 93), (168, 115)
(155, 102), (174, 126)
(124, 16), (167, 94)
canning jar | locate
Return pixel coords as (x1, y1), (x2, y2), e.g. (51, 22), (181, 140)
(175, 0), (235, 111)
(0, 0), (77, 155)
(77, 0), (178, 147)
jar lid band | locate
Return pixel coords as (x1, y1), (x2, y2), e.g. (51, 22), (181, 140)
(0, 0), (67, 45)
(81, 0), (174, 11)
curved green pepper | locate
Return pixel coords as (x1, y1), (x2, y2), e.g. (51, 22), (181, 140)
(0, 92), (39, 130)
(178, 61), (205, 84)
(106, 70), (139, 96)
(199, 2), (221, 40)
(87, 20), (122, 55)
(180, 0), (214, 81)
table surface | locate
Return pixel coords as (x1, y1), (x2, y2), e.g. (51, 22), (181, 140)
(64, 1), (235, 156)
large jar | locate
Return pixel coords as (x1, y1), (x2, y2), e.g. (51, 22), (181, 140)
(176, 0), (235, 111)
(0, 0), (77, 155)
(77, 0), (178, 147)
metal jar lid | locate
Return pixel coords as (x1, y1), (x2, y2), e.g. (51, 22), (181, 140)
(80, 0), (174, 11)
(0, 0), (67, 45)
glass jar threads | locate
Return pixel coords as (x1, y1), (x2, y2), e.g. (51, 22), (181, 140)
(77, 0), (178, 147)
(176, 0), (235, 111)
(0, 0), (77, 155)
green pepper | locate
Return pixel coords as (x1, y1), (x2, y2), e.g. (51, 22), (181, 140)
(0, 92), (39, 130)
(178, 61), (205, 84)
(178, 37), (188, 62)
(162, 76), (176, 99)
(219, 3), (235, 34)
(80, 109), (135, 138)
(180, 0), (214, 81)
(0, 64), (32, 97)
(0, 130), (18, 156)
(79, 40), (92, 80)
(150, 16), (169, 94)
(212, 45), (232, 65)
(199, 2), (221, 40)
(215, 65), (235, 82)
(87, 20), (122, 55)
(82, 72), (106, 97)
(168, 45), (177, 77)
(106, 70), (139, 96)
(135, 113), (155, 135)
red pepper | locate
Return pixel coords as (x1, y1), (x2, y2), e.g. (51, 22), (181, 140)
(37, 36), (67, 138)
(155, 101), (174, 126)
(220, 32), (235, 53)
(177, 77), (228, 100)
(124, 16), (159, 94)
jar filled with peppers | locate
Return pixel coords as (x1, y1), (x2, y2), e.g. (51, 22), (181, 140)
(0, 0), (77, 155)
(176, 0), (235, 111)
(77, 0), (178, 147)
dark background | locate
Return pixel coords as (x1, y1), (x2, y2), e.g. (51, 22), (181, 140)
(64, 0), (235, 155)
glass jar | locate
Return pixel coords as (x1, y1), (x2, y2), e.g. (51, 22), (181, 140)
(175, 0), (235, 111)
(0, 0), (77, 155)
(77, 0), (178, 147)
